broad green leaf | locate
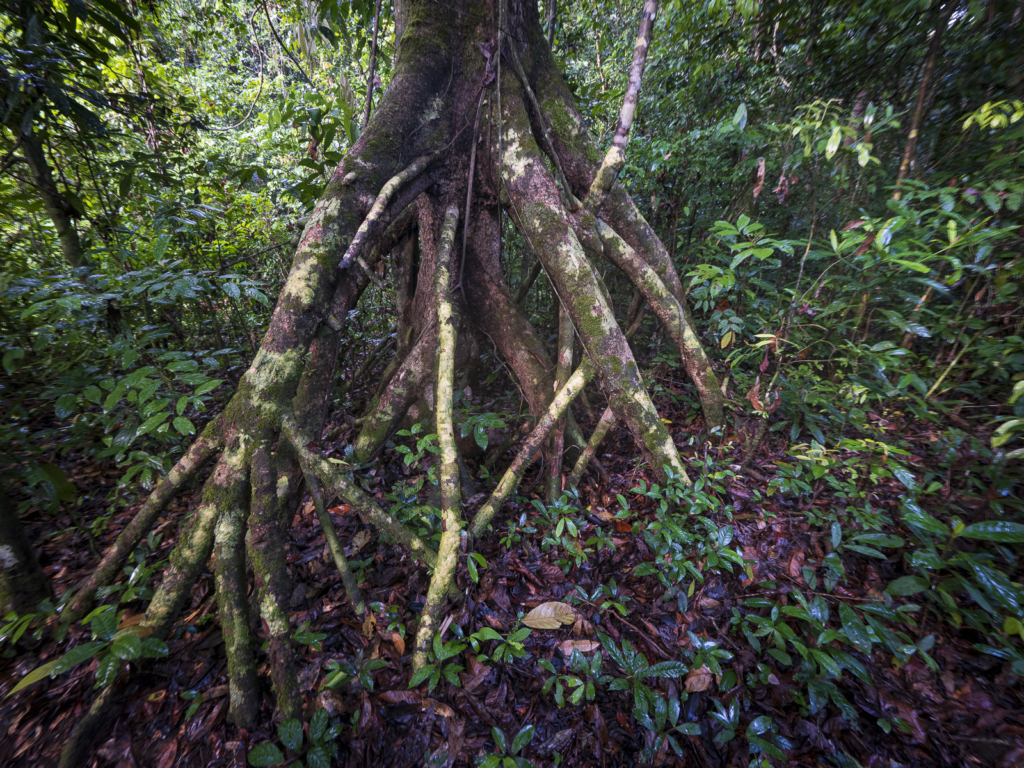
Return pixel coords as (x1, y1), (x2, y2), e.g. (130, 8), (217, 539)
(173, 417), (196, 435)
(278, 718), (303, 752)
(839, 603), (873, 654)
(646, 661), (689, 678)
(960, 521), (1024, 543)
(110, 633), (142, 660)
(733, 102), (747, 130)
(825, 126), (841, 159)
(491, 726), (508, 754)
(7, 659), (60, 697)
(53, 641), (107, 675)
(885, 576), (930, 596)
(510, 724), (535, 753)
(247, 742), (285, 766)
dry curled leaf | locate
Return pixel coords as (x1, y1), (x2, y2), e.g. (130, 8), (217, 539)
(362, 611), (377, 640)
(522, 601), (575, 630)
(685, 665), (713, 693)
(572, 616), (596, 637)
(350, 529), (371, 554)
(379, 689), (421, 705)
(391, 632), (406, 656)
(422, 698), (455, 718)
(558, 639), (600, 657)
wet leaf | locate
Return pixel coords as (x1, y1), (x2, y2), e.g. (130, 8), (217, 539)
(522, 602), (575, 630)
(684, 665), (713, 692)
(960, 521), (1024, 543)
(247, 742), (285, 766)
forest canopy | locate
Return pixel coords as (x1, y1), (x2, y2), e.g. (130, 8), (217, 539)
(1, 0), (1023, 766)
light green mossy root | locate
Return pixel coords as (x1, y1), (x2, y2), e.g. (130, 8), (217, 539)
(248, 445), (303, 722)
(64, 424), (223, 624)
(412, 206), (462, 673)
(568, 405), (616, 489)
(281, 414), (441, 571)
(596, 221), (723, 440)
(499, 88), (685, 480)
(214, 500), (259, 729)
(305, 469), (366, 615)
(547, 302), (574, 502)
(143, 446), (247, 638)
(470, 363), (591, 540)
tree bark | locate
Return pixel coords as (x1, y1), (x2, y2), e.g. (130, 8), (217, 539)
(893, 0), (955, 198)
(18, 130), (86, 269)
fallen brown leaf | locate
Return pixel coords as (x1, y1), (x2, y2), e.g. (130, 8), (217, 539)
(685, 665), (713, 693)
(558, 639), (600, 657)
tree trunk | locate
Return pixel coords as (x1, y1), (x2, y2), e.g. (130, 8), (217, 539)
(19, 130), (86, 269)
(893, 0), (955, 198)
(54, 0), (728, 759)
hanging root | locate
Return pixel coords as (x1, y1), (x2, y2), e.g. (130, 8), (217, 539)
(582, 0), (659, 213)
(335, 153), (437, 274)
(547, 303), (574, 501)
(470, 362), (591, 540)
(248, 444), (303, 721)
(63, 426), (223, 624)
(412, 205), (462, 672)
(595, 220), (723, 438)
(304, 467), (366, 615)
(568, 405), (615, 488)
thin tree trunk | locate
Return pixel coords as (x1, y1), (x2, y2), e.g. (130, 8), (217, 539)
(18, 130), (86, 268)
(362, 0), (383, 129)
(893, 0), (955, 198)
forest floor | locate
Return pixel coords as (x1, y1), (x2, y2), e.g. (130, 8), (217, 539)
(2, 370), (1023, 768)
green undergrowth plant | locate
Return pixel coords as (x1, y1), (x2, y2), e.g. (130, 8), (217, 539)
(538, 647), (603, 707)
(468, 626), (531, 664)
(631, 468), (747, 610)
(408, 632), (466, 693)
(321, 656), (389, 692)
(247, 708), (342, 768)
(477, 724), (536, 768)
(532, 493), (596, 571)
(8, 604), (169, 697)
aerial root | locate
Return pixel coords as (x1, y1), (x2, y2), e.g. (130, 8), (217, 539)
(249, 445), (303, 721)
(568, 405), (616, 488)
(470, 362), (592, 541)
(213, 465), (259, 729)
(281, 413), (444, 575)
(412, 205), (462, 672)
(337, 153), (437, 274)
(547, 303), (575, 501)
(304, 466), (366, 616)
(596, 220), (723, 438)
(64, 427), (223, 624)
